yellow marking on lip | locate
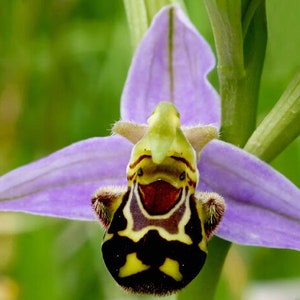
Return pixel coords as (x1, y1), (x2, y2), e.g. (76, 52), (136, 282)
(159, 257), (183, 281)
(119, 252), (150, 278)
(103, 232), (114, 242)
(119, 186), (193, 244)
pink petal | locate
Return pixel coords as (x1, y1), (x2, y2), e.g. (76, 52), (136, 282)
(0, 136), (131, 220)
(199, 140), (300, 250)
(121, 5), (220, 127)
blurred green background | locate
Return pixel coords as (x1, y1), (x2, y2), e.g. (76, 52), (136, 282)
(0, 1), (299, 300)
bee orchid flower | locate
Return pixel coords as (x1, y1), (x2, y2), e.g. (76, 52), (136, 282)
(0, 4), (299, 294)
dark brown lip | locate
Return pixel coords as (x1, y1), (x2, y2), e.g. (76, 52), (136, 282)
(138, 180), (182, 215)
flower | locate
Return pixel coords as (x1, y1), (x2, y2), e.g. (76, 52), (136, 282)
(0, 4), (299, 255)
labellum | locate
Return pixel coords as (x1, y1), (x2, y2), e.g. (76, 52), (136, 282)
(92, 101), (225, 295)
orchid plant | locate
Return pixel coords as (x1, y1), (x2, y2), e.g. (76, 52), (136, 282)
(1, 1), (300, 299)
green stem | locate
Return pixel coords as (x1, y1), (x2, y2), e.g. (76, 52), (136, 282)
(204, 0), (245, 146)
(188, 2), (266, 299)
(204, 0), (267, 147)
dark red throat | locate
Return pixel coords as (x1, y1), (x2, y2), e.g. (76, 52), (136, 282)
(138, 181), (182, 215)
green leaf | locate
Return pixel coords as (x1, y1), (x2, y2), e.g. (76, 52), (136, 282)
(245, 70), (300, 162)
(123, 0), (149, 49)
